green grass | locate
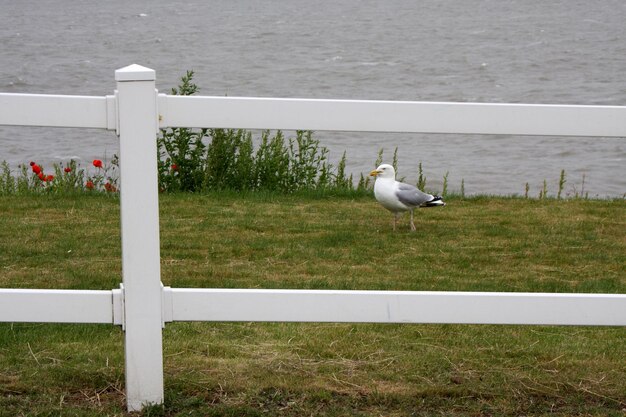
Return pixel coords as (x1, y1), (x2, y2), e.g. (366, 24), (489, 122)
(1, 193), (625, 416)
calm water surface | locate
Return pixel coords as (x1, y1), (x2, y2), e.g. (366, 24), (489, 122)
(1, 0), (625, 196)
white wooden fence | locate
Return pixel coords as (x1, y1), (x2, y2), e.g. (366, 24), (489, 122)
(1, 64), (625, 412)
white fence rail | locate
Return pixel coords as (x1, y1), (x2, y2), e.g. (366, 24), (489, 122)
(166, 288), (626, 326)
(1, 64), (625, 412)
(159, 95), (626, 136)
(0, 289), (114, 323)
(0, 93), (114, 129)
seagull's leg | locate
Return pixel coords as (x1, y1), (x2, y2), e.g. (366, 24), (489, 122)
(393, 212), (400, 231)
(410, 210), (416, 232)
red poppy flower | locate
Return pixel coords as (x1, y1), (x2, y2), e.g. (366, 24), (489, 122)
(64, 167), (72, 173)
(32, 164), (42, 174)
(29, 161), (36, 167)
(93, 159), (103, 168)
(104, 182), (117, 192)
(46, 175), (54, 182)
(37, 172), (45, 181)
(171, 164), (178, 171)
(86, 180), (95, 190)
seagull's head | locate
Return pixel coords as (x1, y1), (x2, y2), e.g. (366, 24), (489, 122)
(369, 164), (396, 179)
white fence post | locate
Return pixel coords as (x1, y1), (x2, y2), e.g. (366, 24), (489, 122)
(115, 64), (164, 411)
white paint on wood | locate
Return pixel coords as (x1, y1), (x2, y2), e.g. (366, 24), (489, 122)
(0, 93), (108, 129)
(169, 288), (626, 326)
(0, 289), (113, 323)
(159, 95), (626, 137)
(116, 64), (164, 412)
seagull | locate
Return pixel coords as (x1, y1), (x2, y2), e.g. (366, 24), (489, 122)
(369, 164), (445, 231)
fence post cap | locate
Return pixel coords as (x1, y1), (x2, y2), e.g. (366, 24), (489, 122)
(115, 64), (156, 82)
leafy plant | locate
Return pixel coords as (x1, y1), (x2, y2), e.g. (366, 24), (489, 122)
(156, 72), (361, 194)
(417, 162), (426, 191)
(557, 169), (566, 199)
(0, 161), (15, 195)
(333, 151), (352, 190)
(157, 71), (208, 192)
(0, 158), (118, 195)
(286, 130), (331, 191)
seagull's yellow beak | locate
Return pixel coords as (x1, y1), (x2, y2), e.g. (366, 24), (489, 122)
(369, 169), (380, 177)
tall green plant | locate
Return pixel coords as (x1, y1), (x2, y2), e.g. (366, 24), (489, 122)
(254, 130), (289, 191)
(0, 161), (15, 195)
(156, 71), (367, 194)
(205, 128), (249, 190)
(287, 130), (331, 191)
(417, 162), (427, 191)
(232, 130), (256, 191)
(558, 169), (566, 199)
(157, 70), (209, 192)
(442, 171), (449, 197)
(333, 151), (352, 190)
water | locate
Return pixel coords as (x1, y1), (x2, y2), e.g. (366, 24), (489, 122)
(1, 0), (625, 196)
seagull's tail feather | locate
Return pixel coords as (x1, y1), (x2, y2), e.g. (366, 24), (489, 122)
(421, 196), (446, 207)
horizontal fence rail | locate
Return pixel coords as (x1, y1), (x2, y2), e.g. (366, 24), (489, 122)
(165, 288), (626, 326)
(0, 289), (114, 324)
(3, 92), (625, 137)
(159, 95), (626, 137)
(3, 287), (625, 327)
(0, 93), (115, 129)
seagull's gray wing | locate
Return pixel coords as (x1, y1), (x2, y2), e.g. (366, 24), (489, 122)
(395, 182), (433, 207)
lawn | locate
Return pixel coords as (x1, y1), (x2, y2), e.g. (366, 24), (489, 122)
(0, 193), (624, 416)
